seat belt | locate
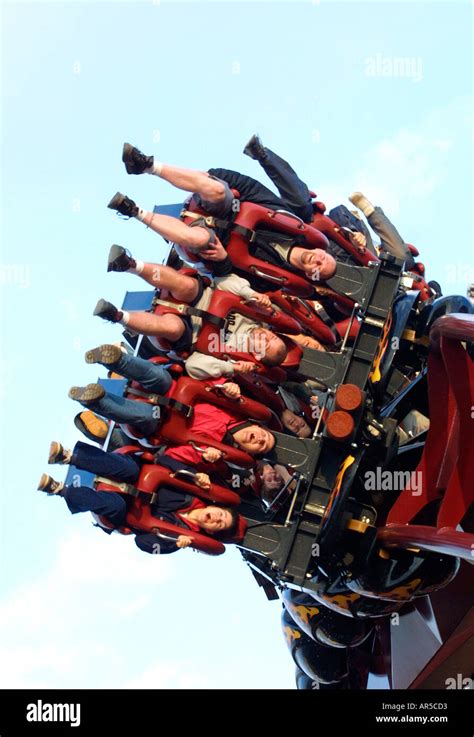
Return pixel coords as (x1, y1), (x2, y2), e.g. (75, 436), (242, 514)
(151, 295), (225, 328)
(125, 388), (194, 418)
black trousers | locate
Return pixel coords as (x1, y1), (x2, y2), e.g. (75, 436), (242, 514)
(209, 146), (313, 223)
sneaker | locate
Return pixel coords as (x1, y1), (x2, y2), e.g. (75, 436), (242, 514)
(107, 244), (136, 273)
(122, 142), (153, 175)
(243, 134), (266, 161)
(348, 192), (374, 218)
(85, 344), (122, 366)
(107, 191), (139, 218)
(38, 473), (64, 495)
(74, 411), (109, 443)
(48, 441), (72, 465)
(93, 298), (122, 323)
(68, 383), (106, 405)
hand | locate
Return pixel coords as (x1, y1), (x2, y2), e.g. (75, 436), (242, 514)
(348, 230), (367, 253)
(202, 447), (224, 463)
(309, 395), (320, 406)
(176, 535), (193, 549)
(199, 237), (227, 261)
(250, 292), (272, 309)
(233, 360), (256, 374)
(195, 472), (211, 489)
(221, 382), (241, 399)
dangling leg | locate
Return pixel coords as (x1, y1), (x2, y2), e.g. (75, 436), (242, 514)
(107, 246), (200, 302)
(243, 135), (314, 222)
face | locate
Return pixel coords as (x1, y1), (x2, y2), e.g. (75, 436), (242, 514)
(233, 425), (275, 454)
(291, 247), (337, 281)
(195, 506), (233, 533)
(251, 328), (285, 364)
(261, 464), (284, 492)
(281, 409), (311, 438)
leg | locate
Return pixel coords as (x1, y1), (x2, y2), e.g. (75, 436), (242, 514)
(71, 440), (140, 482)
(132, 263), (200, 302)
(125, 312), (187, 343)
(252, 146), (314, 222)
(208, 167), (284, 210)
(107, 194), (212, 250)
(73, 390), (160, 436)
(62, 485), (127, 526)
(367, 206), (415, 269)
(110, 353), (173, 394)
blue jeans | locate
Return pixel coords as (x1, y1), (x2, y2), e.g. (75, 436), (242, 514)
(86, 393), (159, 436)
(108, 353), (172, 394)
(85, 354), (171, 435)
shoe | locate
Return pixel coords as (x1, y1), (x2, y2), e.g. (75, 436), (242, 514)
(68, 383), (106, 405)
(348, 192), (374, 217)
(107, 192), (139, 218)
(74, 411), (109, 443)
(428, 280), (443, 298)
(107, 244), (136, 272)
(38, 473), (64, 495)
(85, 344), (122, 366)
(243, 134), (267, 161)
(93, 298), (122, 323)
(48, 441), (72, 465)
(122, 142), (153, 175)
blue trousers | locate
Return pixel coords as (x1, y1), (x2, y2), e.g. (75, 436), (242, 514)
(82, 354), (171, 436)
(63, 441), (141, 524)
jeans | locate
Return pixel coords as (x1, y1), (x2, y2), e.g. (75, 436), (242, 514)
(85, 393), (160, 436)
(85, 354), (172, 435)
(368, 206), (415, 270)
(109, 353), (172, 394)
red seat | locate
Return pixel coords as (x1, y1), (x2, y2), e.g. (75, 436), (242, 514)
(158, 376), (273, 468)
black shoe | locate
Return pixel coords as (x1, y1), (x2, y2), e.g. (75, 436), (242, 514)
(93, 298), (122, 323)
(85, 344), (123, 366)
(38, 473), (64, 495)
(68, 383), (106, 405)
(243, 134), (267, 161)
(108, 191), (139, 218)
(428, 280), (443, 298)
(122, 142), (153, 175)
(107, 244), (136, 272)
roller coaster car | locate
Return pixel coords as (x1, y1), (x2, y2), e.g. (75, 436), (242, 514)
(234, 253), (474, 687)
(94, 447), (247, 555)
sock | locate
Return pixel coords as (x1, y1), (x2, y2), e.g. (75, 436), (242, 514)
(119, 310), (130, 326)
(137, 208), (148, 222)
(129, 259), (144, 275)
(147, 160), (163, 176)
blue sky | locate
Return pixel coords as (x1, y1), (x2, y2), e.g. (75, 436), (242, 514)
(0, 0), (472, 689)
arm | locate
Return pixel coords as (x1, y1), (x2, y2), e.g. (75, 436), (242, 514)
(185, 351), (236, 380)
(134, 531), (178, 555)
